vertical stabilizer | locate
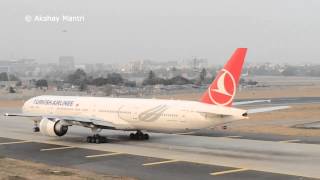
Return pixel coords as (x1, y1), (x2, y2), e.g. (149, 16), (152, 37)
(200, 48), (247, 106)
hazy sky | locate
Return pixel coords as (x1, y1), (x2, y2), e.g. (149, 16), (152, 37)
(0, 0), (319, 64)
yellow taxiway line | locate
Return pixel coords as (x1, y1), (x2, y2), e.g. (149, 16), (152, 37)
(0, 140), (31, 145)
(40, 146), (76, 151)
(210, 168), (248, 176)
(85, 152), (123, 158)
(143, 160), (179, 166)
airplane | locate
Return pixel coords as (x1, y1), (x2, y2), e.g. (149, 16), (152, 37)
(4, 48), (289, 143)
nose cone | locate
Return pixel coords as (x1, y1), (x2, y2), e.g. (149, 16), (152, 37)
(22, 97), (35, 113)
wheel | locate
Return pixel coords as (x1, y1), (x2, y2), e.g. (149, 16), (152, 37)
(95, 138), (100, 144)
(130, 133), (135, 140)
(137, 133), (144, 140)
(99, 137), (106, 143)
(87, 136), (93, 143)
(94, 134), (100, 138)
(144, 134), (149, 140)
(33, 127), (40, 132)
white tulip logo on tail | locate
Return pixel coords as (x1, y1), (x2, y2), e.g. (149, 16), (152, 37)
(208, 69), (236, 106)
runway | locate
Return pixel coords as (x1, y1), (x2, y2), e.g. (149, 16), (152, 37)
(0, 96), (320, 179)
(0, 116), (319, 179)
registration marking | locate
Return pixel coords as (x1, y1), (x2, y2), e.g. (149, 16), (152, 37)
(143, 160), (179, 166)
(210, 168), (248, 176)
(40, 146), (76, 151)
(85, 152), (123, 158)
(0, 140), (31, 145)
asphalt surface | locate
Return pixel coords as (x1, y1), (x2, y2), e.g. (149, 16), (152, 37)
(0, 96), (320, 179)
(192, 129), (320, 145)
(0, 137), (317, 180)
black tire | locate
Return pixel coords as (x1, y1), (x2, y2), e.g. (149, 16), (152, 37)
(144, 134), (149, 140)
(130, 133), (135, 140)
(87, 136), (92, 143)
(138, 134), (144, 140)
(104, 137), (109, 143)
(100, 137), (107, 143)
(33, 127), (40, 132)
(95, 138), (100, 144)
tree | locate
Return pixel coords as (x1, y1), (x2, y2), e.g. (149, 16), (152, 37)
(35, 79), (48, 88)
(0, 72), (20, 81)
(281, 66), (297, 76)
(9, 87), (16, 93)
(103, 85), (113, 96)
(143, 71), (159, 85)
(79, 82), (87, 91)
(124, 80), (136, 87)
(66, 69), (87, 85)
(107, 73), (123, 85)
(148, 70), (156, 80)
(199, 68), (207, 83)
(9, 74), (20, 81)
(0, 72), (8, 81)
(91, 77), (108, 86)
(16, 81), (22, 87)
(167, 75), (192, 85)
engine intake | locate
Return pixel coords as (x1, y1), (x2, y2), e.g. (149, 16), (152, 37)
(39, 118), (68, 137)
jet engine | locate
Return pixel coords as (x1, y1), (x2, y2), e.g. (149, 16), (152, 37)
(39, 118), (68, 137)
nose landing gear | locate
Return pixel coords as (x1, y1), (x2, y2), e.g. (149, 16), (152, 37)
(33, 121), (40, 132)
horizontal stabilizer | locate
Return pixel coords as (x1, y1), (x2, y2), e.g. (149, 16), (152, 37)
(234, 99), (271, 106)
(247, 106), (290, 114)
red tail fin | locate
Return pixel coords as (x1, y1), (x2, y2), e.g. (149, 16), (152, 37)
(200, 48), (247, 106)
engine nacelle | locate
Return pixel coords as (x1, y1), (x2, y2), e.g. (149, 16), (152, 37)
(39, 118), (68, 137)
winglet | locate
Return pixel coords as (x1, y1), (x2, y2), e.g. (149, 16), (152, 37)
(200, 48), (247, 106)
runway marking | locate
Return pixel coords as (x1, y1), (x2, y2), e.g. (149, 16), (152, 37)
(85, 152), (123, 158)
(175, 132), (196, 135)
(143, 159), (179, 166)
(210, 168), (248, 176)
(278, 139), (300, 143)
(0, 140), (31, 145)
(224, 135), (242, 138)
(40, 146), (76, 151)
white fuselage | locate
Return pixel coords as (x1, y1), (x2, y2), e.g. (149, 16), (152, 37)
(22, 95), (247, 133)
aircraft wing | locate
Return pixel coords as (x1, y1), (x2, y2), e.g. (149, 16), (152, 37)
(246, 106), (290, 114)
(233, 99), (271, 106)
(4, 113), (39, 118)
(4, 113), (116, 129)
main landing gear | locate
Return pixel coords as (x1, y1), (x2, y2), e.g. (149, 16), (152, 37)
(129, 130), (149, 140)
(86, 134), (108, 144)
(87, 127), (108, 144)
